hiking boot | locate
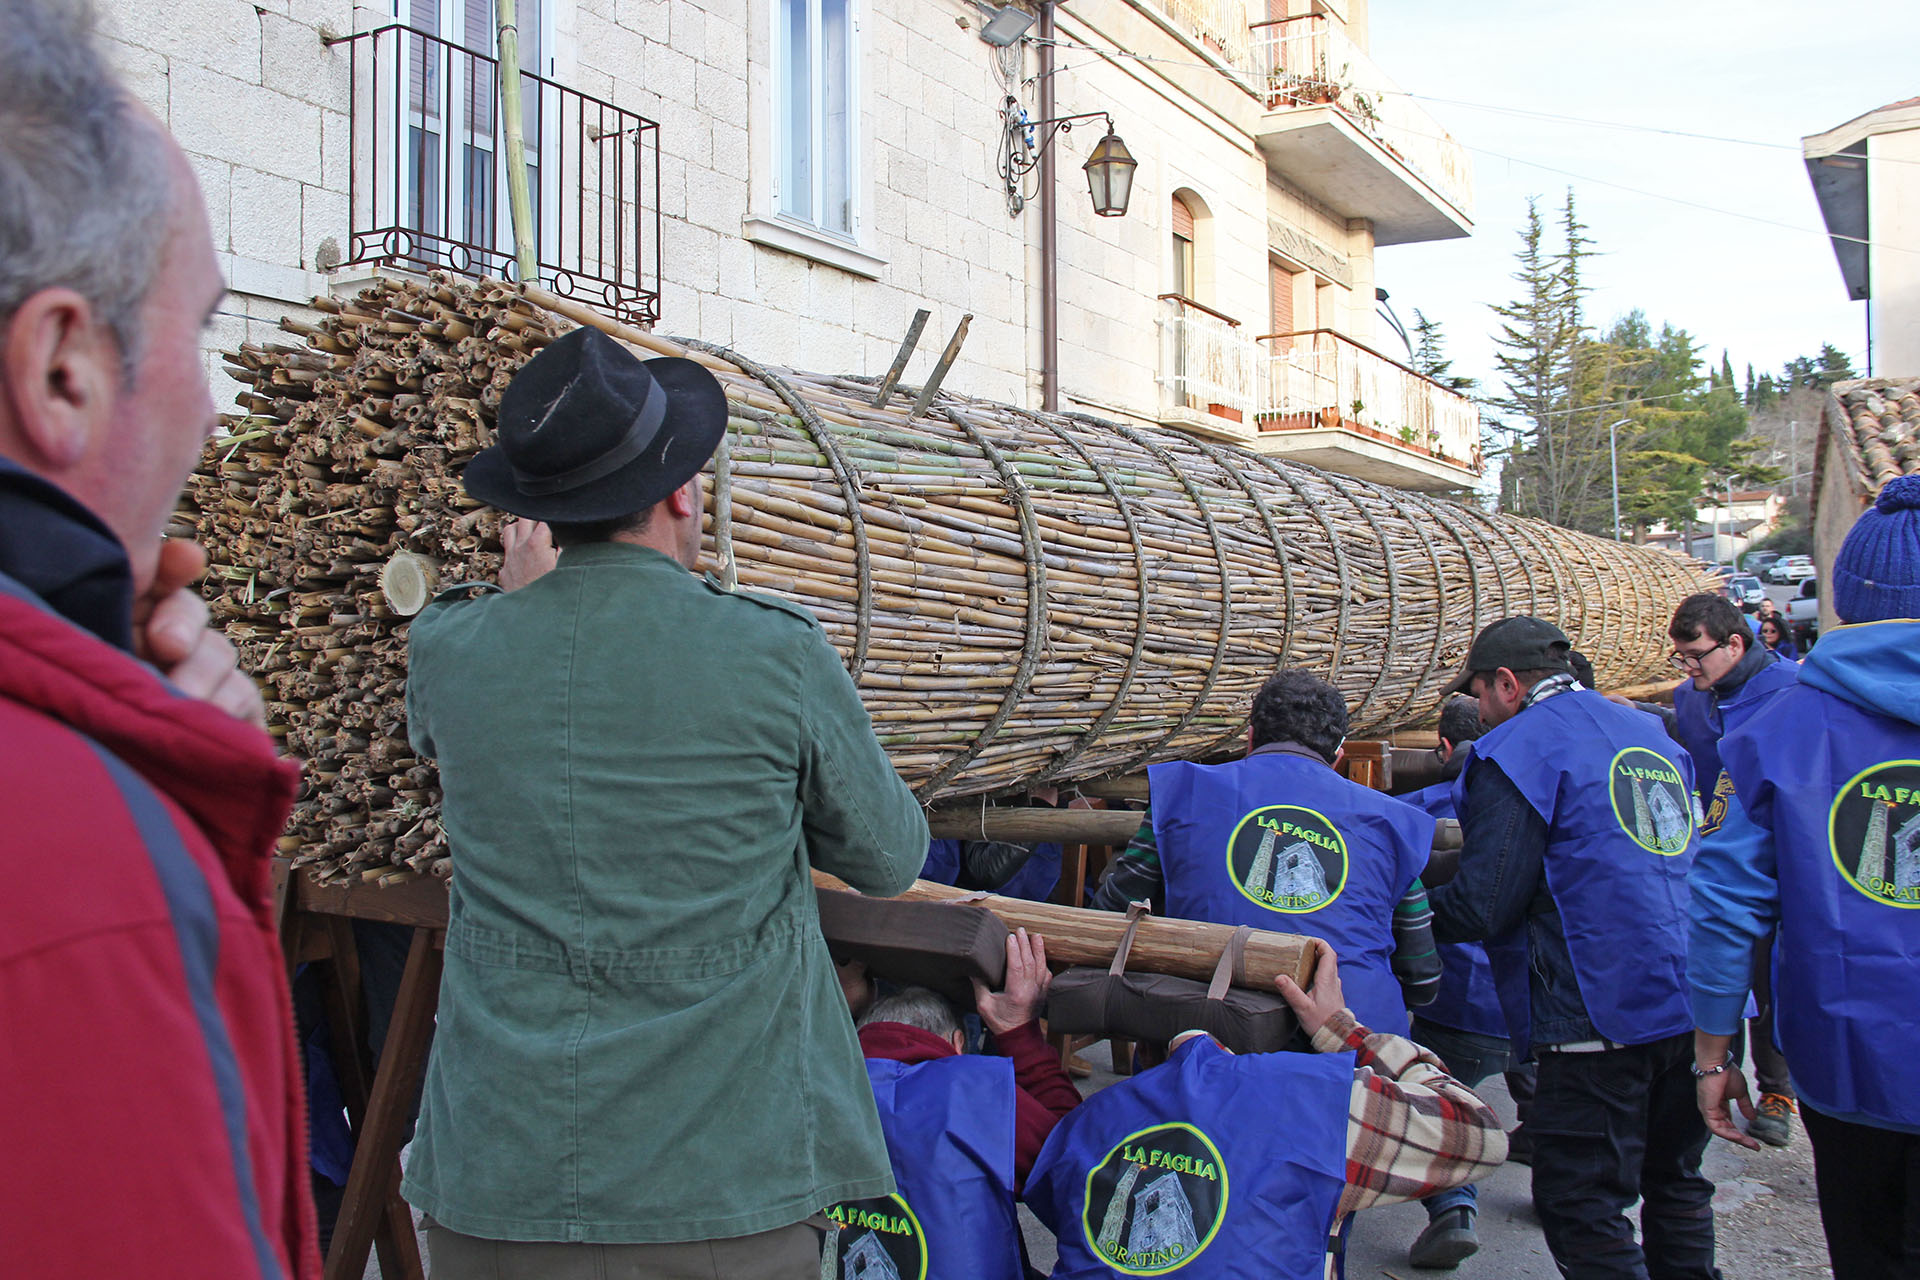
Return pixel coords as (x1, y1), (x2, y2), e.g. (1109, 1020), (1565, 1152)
(1409, 1207), (1479, 1269)
(1750, 1093), (1795, 1148)
(1506, 1123), (1533, 1165)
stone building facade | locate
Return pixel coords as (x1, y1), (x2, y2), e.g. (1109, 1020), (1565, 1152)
(102, 0), (1479, 491)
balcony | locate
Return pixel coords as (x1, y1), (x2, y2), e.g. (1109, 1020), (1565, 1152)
(1248, 15), (1472, 245)
(1140, 0), (1254, 72)
(1253, 329), (1483, 492)
(1156, 295), (1263, 437)
(334, 25), (661, 325)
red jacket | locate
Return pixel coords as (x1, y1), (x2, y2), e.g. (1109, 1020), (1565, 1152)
(0, 581), (315, 1278)
(857, 1019), (1082, 1192)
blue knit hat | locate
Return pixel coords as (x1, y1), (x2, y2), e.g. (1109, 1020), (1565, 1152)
(1832, 474), (1920, 624)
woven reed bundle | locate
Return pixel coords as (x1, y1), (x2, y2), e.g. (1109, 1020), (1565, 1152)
(183, 273), (1708, 883)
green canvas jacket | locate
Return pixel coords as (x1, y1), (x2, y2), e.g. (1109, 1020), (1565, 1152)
(398, 542), (929, 1242)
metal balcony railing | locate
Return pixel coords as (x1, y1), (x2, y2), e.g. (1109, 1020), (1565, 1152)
(1248, 14), (1473, 217)
(333, 24), (661, 325)
(1157, 295), (1262, 424)
(1141, 0), (1252, 69)
(1256, 329), (1483, 473)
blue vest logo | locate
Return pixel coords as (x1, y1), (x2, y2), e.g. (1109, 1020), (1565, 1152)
(1224, 805), (1349, 913)
(822, 1193), (928, 1280)
(1606, 747), (1692, 855)
(1830, 760), (1920, 909)
(1699, 769), (1737, 835)
(1081, 1122), (1228, 1274)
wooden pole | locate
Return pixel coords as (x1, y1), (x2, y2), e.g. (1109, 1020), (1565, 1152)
(871, 309), (931, 408)
(926, 806), (1142, 845)
(1072, 776), (1150, 802)
(907, 313), (972, 421)
(812, 869), (1318, 989)
(496, 0), (539, 284)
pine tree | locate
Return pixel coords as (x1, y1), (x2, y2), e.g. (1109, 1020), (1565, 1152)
(1816, 343), (1857, 387)
(1410, 310), (1477, 393)
(1490, 191), (1607, 529)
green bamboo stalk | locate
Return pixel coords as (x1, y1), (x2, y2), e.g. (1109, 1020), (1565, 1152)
(496, 0), (539, 284)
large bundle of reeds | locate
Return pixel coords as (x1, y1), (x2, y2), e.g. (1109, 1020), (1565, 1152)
(183, 274), (1707, 883)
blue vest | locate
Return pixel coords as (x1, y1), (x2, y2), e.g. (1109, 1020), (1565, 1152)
(1456, 690), (1698, 1049)
(1025, 1037), (1350, 1279)
(922, 839), (1062, 901)
(1402, 782), (1508, 1039)
(1002, 841), (1064, 901)
(826, 1055), (1022, 1280)
(922, 839), (963, 887)
(1722, 684), (1920, 1130)
(1672, 654), (1799, 832)
(1151, 751), (1433, 1033)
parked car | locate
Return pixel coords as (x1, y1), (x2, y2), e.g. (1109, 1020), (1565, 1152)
(1744, 550), (1782, 576)
(1785, 577), (1820, 648)
(1725, 574), (1766, 608)
(1768, 555), (1816, 584)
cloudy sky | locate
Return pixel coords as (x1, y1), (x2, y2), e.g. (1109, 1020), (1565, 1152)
(1365, 0), (1920, 398)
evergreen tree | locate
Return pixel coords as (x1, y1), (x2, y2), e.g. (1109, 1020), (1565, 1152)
(1410, 310), (1477, 393)
(1816, 343), (1857, 387)
(1488, 194), (1591, 528)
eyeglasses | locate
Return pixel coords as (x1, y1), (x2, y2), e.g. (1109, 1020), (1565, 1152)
(1667, 636), (1732, 673)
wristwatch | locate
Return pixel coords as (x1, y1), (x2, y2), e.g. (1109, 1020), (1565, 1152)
(1689, 1058), (1730, 1078)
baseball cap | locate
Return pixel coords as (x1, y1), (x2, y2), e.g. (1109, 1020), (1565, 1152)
(1440, 616), (1573, 696)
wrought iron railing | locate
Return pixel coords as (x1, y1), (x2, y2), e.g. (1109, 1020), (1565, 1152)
(332, 25), (661, 325)
(1158, 295), (1261, 423)
(1255, 329), (1482, 473)
(1247, 14), (1473, 217)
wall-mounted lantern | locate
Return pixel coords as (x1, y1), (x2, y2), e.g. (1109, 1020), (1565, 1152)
(1001, 98), (1135, 218)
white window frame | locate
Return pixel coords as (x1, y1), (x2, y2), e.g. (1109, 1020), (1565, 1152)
(389, 0), (561, 274)
(745, 0), (884, 277)
(772, 0), (858, 239)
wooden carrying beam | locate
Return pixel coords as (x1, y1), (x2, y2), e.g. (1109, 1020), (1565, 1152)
(812, 869), (1317, 989)
(925, 805), (1463, 856)
(926, 806), (1142, 845)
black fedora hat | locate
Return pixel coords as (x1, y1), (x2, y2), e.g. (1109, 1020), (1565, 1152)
(463, 326), (728, 522)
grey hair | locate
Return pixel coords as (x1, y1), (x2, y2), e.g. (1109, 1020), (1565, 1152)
(858, 987), (963, 1041)
(0, 0), (175, 375)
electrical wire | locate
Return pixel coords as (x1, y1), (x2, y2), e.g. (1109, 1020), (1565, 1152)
(1020, 29), (1920, 252)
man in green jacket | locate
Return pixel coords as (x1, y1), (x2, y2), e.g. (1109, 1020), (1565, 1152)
(401, 327), (930, 1278)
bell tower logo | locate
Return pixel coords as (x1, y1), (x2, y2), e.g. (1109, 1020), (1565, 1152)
(1081, 1123), (1228, 1274)
(1830, 761), (1920, 908)
(1225, 805), (1349, 913)
(1607, 747), (1692, 855)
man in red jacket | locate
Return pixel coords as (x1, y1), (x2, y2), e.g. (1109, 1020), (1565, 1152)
(856, 931), (1082, 1191)
(0, 2), (316, 1276)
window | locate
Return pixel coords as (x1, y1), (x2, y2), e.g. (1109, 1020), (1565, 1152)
(1269, 257), (1295, 351)
(776, 0), (856, 238)
(1171, 194), (1196, 298)
(396, 0), (550, 266)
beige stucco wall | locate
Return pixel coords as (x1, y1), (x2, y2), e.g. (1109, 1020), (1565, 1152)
(1869, 127), (1920, 376)
(97, 0), (1397, 432)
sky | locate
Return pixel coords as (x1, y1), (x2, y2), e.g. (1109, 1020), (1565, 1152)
(1365, 0), (1920, 400)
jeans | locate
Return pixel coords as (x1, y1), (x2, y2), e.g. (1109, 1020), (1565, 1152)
(1411, 1019), (1514, 1219)
(1800, 1103), (1920, 1279)
(1531, 1032), (1720, 1280)
(1745, 932), (1793, 1099)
